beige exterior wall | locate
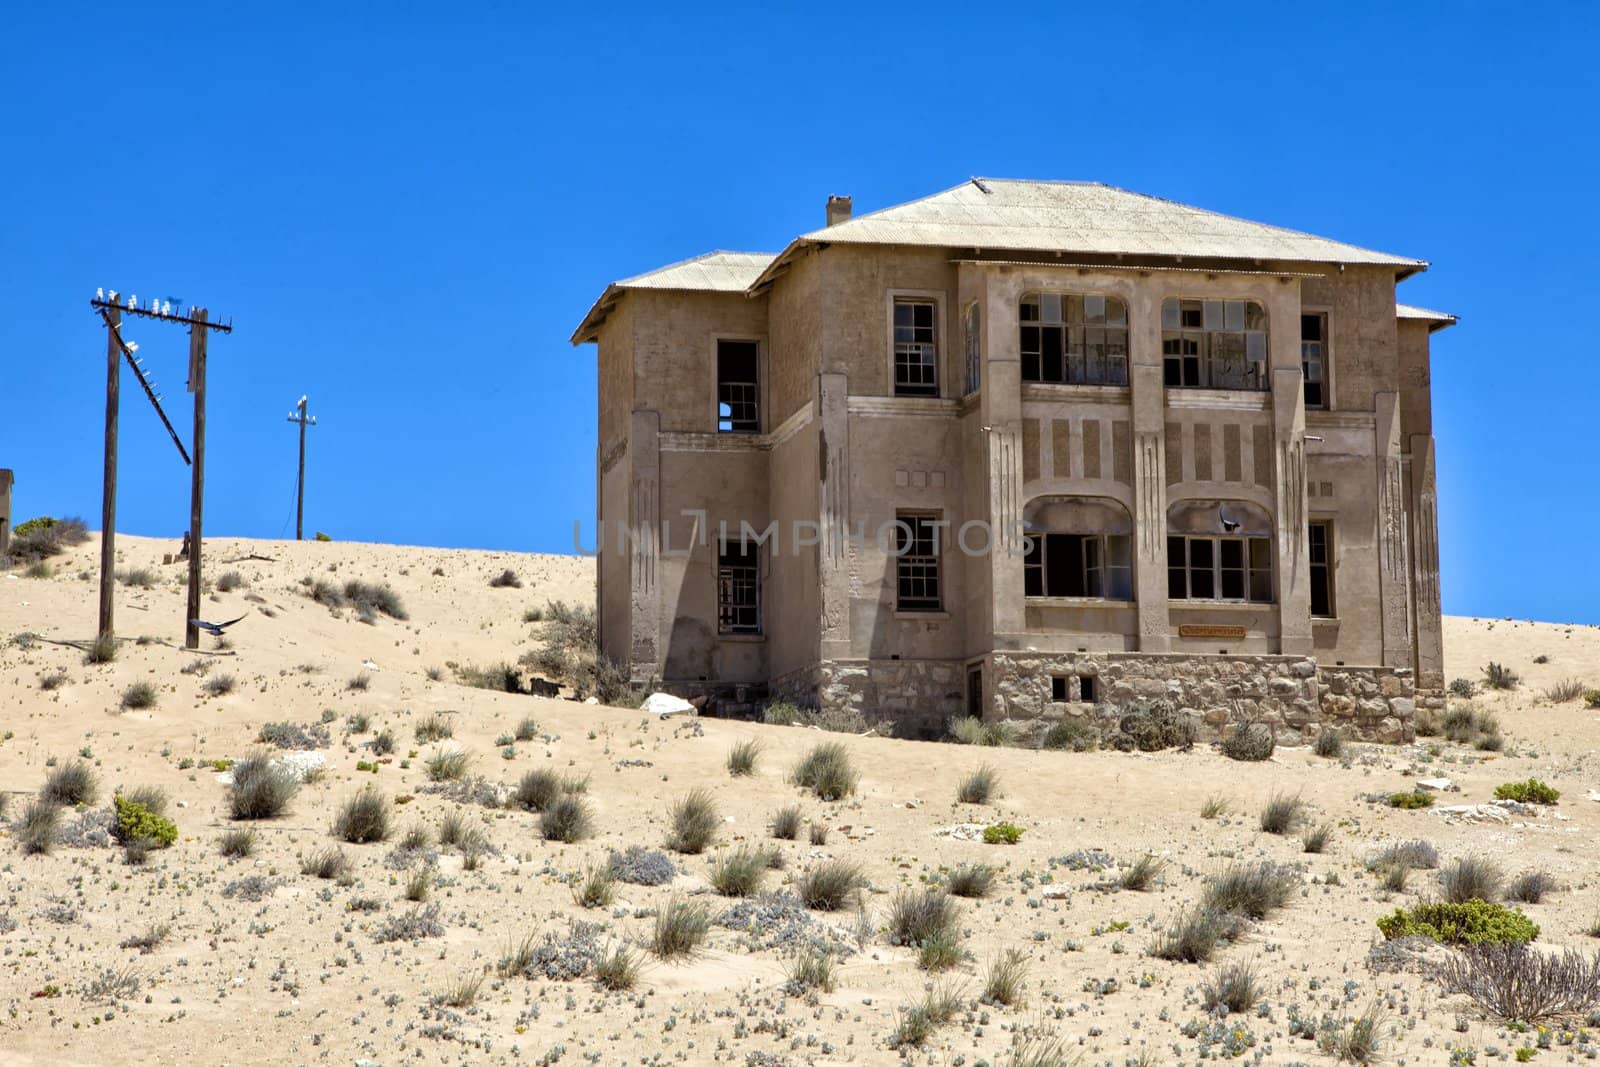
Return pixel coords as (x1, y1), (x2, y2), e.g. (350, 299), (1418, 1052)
(589, 239), (1446, 730)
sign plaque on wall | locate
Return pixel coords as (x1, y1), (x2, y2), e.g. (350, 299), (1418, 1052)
(1178, 624), (1247, 640)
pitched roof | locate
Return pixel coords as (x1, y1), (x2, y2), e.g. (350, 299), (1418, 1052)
(1396, 302), (1457, 331)
(570, 251), (775, 343)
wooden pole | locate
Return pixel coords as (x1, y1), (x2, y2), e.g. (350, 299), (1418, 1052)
(295, 397), (307, 541)
(97, 306), (121, 647)
(185, 309), (208, 650)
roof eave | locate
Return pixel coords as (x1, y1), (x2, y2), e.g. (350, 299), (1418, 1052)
(570, 285), (622, 346)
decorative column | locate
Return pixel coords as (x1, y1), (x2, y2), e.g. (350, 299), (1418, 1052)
(1268, 286), (1311, 656)
(1127, 280), (1170, 652)
(1408, 433), (1444, 689)
(817, 372), (852, 663)
(629, 409), (662, 680)
(982, 276), (1025, 646)
(1375, 393), (1412, 668)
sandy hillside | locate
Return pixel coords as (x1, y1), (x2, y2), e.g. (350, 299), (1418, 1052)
(2, 534), (1600, 1066)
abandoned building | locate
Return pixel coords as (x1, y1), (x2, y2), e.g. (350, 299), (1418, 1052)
(0, 469), (12, 556)
(572, 179), (1455, 741)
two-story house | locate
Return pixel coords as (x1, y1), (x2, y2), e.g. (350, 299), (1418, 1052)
(572, 179), (1453, 740)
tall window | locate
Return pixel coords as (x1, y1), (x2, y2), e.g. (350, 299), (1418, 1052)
(1024, 533), (1133, 599)
(893, 513), (943, 611)
(1161, 299), (1269, 390)
(1301, 313), (1328, 409)
(1019, 292), (1129, 385)
(716, 340), (760, 433)
(717, 540), (760, 634)
(893, 299), (938, 396)
(1168, 534), (1272, 602)
(963, 301), (980, 395)
(1308, 521), (1334, 617)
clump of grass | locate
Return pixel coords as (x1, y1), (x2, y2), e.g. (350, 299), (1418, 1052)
(664, 788), (719, 854)
(540, 795), (593, 843)
(808, 822), (829, 845)
(1040, 716), (1098, 751)
(42, 760), (97, 806)
(783, 948), (837, 995)
(488, 568), (522, 588)
(116, 567), (157, 588)
(726, 739), (761, 777)
(405, 867), (433, 902)
(1369, 839), (1439, 871)
(889, 981), (966, 1048)
(1259, 792), (1305, 835)
(650, 897), (711, 959)
(1543, 677), (1588, 703)
(1481, 661), (1519, 690)
(39, 670), (69, 691)
(889, 888), (960, 949)
(17, 800), (62, 855)
(513, 716), (539, 742)
(341, 580), (408, 620)
(1203, 861), (1299, 920)
(347, 712), (370, 733)
(1219, 720), (1275, 761)
(1302, 823), (1333, 854)
(1506, 870), (1558, 904)
(86, 632), (117, 663)
(1105, 697), (1196, 752)
(571, 865), (616, 908)
(948, 716), (1016, 746)
(1495, 778), (1560, 805)
(797, 858), (864, 910)
(956, 764), (1001, 805)
(947, 863), (996, 898)
(1312, 728), (1345, 758)
(414, 714), (453, 742)
(982, 948), (1028, 1006)
(120, 682), (157, 709)
(425, 748), (469, 781)
(708, 846), (767, 897)
(1200, 959), (1261, 1014)
(123, 782), (170, 814)
(218, 827), (256, 858)
(1201, 794), (1231, 819)
(301, 846), (351, 881)
(919, 927), (964, 971)
(332, 786), (390, 843)
(119, 923), (171, 954)
(513, 768), (562, 812)
(229, 753), (298, 820)
(434, 972), (482, 1008)
(593, 943), (641, 990)
(1448, 677), (1475, 698)
(1317, 1003), (1387, 1063)
(215, 570), (245, 592)
(790, 741), (858, 801)
(1380, 863), (1411, 892)
(201, 674), (236, 697)
(371, 728), (395, 755)
(1120, 854), (1164, 891)
(347, 673), (371, 691)
(1149, 907), (1235, 963)
(771, 805), (803, 840)
(1441, 856), (1505, 904)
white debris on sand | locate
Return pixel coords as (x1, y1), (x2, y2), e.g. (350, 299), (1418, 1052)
(639, 692), (696, 717)
(933, 822), (991, 841)
(1416, 777), (1455, 791)
(214, 750), (327, 785)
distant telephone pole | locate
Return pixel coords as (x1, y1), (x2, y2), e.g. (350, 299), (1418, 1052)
(287, 395), (317, 540)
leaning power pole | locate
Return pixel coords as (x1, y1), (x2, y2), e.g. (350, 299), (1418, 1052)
(287, 395), (317, 540)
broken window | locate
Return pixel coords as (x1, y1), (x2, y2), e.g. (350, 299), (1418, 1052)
(963, 301), (980, 395)
(893, 299), (938, 396)
(716, 340), (760, 433)
(1308, 520), (1334, 617)
(893, 512), (943, 611)
(1023, 533), (1133, 599)
(717, 539), (761, 634)
(1301, 313), (1328, 409)
(1160, 299), (1269, 391)
(1019, 292), (1129, 385)
(1050, 676), (1069, 701)
(1167, 534), (1273, 602)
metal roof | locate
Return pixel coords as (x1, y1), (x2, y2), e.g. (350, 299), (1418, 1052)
(570, 251), (775, 343)
(1396, 302), (1457, 331)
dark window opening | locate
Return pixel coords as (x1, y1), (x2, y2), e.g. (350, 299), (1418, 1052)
(1302, 313), (1328, 409)
(1167, 534), (1273, 603)
(717, 340), (760, 433)
(893, 299), (939, 397)
(1024, 533), (1133, 599)
(1018, 293), (1129, 385)
(1160, 298), (1268, 391)
(1309, 520), (1334, 617)
(963, 302), (980, 396)
(1051, 676), (1069, 701)
(1080, 676), (1098, 703)
(717, 540), (760, 634)
(967, 668), (983, 715)
(894, 513), (943, 611)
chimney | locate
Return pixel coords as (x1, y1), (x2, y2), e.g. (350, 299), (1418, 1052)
(825, 195), (852, 227)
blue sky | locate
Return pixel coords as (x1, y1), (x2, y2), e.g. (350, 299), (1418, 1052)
(2, 3), (1597, 624)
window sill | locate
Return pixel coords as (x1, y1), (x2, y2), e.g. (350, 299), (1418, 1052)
(1025, 596), (1136, 608)
(895, 609), (950, 621)
(1169, 600), (1275, 611)
(1312, 616), (1339, 625)
(717, 633), (766, 643)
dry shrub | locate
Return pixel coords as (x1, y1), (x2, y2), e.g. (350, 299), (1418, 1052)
(1436, 944), (1600, 1023)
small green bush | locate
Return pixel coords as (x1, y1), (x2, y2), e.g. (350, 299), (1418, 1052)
(1481, 661), (1519, 690)
(1585, 689), (1600, 710)
(982, 822), (1024, 845)
(726, 739), (761, 777)
(1040, 716), (1098, 751)
(770, 805), (803, 840)
(120, 682), (158, 710)
(1312, 728), (1345, 759)
(1494, 779), (1560, 805)
(664, 788), (719, 854)
(956, 764), (1000, 804)
(1376, 900), (1538, 945)
(1219, 720), (1275, 762)
(112, 795), (177, 848)
(1389, 790), (1434, 809)
(791, 741), (857, 801)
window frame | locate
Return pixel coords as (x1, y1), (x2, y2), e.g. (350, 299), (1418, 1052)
(1019, 291), (1130, 386)
(716, 538), (762, 635)
(1160, 298), (1270, 392)
(893, 511), (944, 612)
(1308, 519), (1335, 618)
(1301, 309), (1330, 410)
(887, 291), (944, 398)
(1167, 533), (1274, 604)
(1023, 531), (1134, 600)
(711, 335), (764, 434)
(962, 300), (981, 396)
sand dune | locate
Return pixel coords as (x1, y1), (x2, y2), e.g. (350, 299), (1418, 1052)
(2, 534), (1598, 1065)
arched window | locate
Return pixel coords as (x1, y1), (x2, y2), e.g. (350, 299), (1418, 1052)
(1166, 500), (1273, 602)
(1161, 298), (1268, 391)
(1022, 497), (1133, 600)
(1019, 293), (1128, 386)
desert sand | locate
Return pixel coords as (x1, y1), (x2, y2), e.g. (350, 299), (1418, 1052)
(2, 533), (1599, 1066)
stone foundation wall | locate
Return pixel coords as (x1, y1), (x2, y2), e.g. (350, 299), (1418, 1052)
(772, 659), (963, 738)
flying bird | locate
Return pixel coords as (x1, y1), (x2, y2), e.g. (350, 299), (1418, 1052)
(190, 614), (248, 636)
(1219, 507), (1241, 533)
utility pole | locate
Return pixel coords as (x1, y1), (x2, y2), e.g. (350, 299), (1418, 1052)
(287, 395), (317, 540)
(184, 310), (208, 650)
(97, 305), (121, 649)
